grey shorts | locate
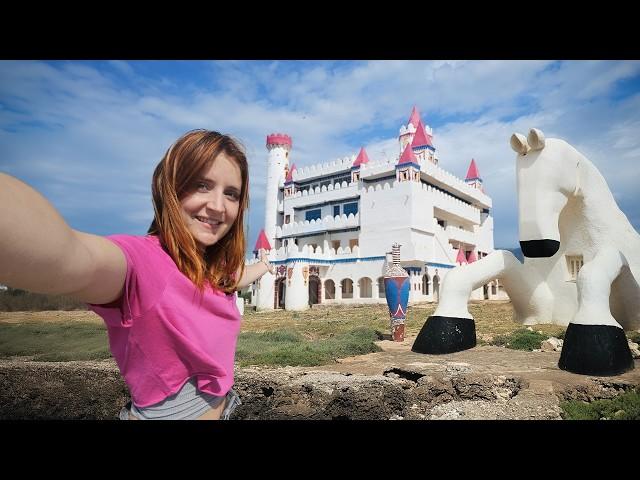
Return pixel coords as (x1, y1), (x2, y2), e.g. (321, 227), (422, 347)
(119, 387), (242, 420)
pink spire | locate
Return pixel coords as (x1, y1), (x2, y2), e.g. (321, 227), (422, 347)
(466, 250), (477, 263)
(285, 163), (297, 182)
(253, 229), (272, 252)
(456, 247), (468, 265)
(398, 144), (418, 165)
(352, 147), (370, 167)
(407, 105), (421, 127)
(410, 120), (433, 148)
(465, 158), (481, 180)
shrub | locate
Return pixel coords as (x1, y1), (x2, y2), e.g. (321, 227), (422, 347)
(561, 389), (640, 420)
(491, 329), (548, 351)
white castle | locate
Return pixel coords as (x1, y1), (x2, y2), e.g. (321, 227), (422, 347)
(248, 106), (508, 311)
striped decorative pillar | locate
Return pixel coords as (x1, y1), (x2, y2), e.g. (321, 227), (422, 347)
(383, 243), (410, 342)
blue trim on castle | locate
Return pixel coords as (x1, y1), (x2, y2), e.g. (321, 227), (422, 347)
(412, 145), (436, 152)
(426, 262), (455, 269)
(395, 162), (421, 170)
(271, 255), (386, 265)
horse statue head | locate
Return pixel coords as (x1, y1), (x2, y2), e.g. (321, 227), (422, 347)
(510, 128), (582, 258)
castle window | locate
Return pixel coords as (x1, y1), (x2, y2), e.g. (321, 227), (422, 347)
(566, 255), (584, 281)
(341, 279), (353, 299)
(333, 205), (340, 217)
(343, 202), (358, 216)
(349, 239), (359, 249)
(285, 215), (291, 224)
(305, 209), (321, 221)
(331, 240), (340, 250)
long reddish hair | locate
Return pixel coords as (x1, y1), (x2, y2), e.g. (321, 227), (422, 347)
(148, 129), (248, 293)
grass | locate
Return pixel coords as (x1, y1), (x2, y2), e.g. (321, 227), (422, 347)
(0, 321), (111, 361)
(490, 329), (550, 351)
(560, 389), (640, 420)
(0, 302), (637, 367)
(235, 326), (381, 367)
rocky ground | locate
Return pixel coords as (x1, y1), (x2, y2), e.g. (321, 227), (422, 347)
(2, 333), (638, 420)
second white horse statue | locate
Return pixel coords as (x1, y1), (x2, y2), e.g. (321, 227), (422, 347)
(412, 128), (640, 376)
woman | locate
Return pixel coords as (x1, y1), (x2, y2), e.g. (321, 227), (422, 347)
(0, 129), (274, 420)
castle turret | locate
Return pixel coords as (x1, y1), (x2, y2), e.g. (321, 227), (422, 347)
(350, 147), (369, 182)
(265, 133), (292, 249)
(411, 119), (436, 164)
(396, 144), (421, 183)
(465, 158), (483, 192)
(399, 105), (420, 152)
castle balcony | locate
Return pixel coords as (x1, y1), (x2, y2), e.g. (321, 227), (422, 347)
(431, 187), (481, 224)
(276, 212), (360, 238)
(444, 225), (477, 246)
(421, 161), (492, 209)
(246, 243), (362, 264)
(284, 182), (359, 210)
(294, 156), (355, 182)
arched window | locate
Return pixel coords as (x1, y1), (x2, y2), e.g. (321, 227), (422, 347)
(358, 277), (372, 298)
(491, 282), (497, 295)
(341, 279), (353, 299)
(377, 277), (385, 297)
(422, 274), (430, 295)
(324, 279), (335, 300)
(433, 275), (440, 301)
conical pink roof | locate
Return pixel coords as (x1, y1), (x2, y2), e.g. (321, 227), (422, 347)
(253, 229), (272, 252)
(407, 105), (421, 127)
(456, 247), (468, 265)
(398, 143), (418, 165)
(465, 159), (481, 180)
(410, 120), (433, 148)
(467, 250), (477, 263)
(352, 147), (370, 167)
(285, 163), (297, 182)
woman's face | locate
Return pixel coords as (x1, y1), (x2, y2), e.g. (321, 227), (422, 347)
(180, 152), (243, 252)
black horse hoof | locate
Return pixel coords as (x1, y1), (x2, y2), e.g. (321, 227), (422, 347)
(559, 323), (634, 376)
(412, 316), (476, 354)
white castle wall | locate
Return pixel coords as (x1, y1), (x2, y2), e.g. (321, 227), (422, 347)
(293, 156), (356, 182)
(278, 212), (360, 238)
(283, 182), (358, 218)
(265, 144), (289, 246)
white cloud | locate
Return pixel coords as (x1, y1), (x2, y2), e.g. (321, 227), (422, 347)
(1, 60), (638, 250)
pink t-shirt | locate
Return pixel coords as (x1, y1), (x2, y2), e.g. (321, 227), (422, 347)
(89, 234), (241, 408)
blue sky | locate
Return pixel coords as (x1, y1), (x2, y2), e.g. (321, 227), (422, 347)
(1, 60), (639, 254)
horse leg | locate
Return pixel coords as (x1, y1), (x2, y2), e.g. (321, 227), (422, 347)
(559, 246), (635, 375)
(412, 249), (551, 354)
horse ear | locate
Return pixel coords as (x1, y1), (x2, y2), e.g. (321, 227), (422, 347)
(528, 128), (546, 150)
(510, 133), (530, 155)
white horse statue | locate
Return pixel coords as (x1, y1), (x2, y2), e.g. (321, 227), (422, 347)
(412, 128), (640, 376)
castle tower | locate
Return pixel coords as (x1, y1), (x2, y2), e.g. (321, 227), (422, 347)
(396, 144), (421, 183)
(284, 261), (310, 311)
(411, 119), (436, 164)
(399, 105), (421, 152)
(351, 147), (369, 183)
(254, 229), (275, 312)
(465, 158), (483, 192)
(265, 133), (292, 248)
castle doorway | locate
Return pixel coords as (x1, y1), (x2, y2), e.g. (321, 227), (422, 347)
(309, 276), (321, 305)
(274, 278), (286, 309)
(433, 275), (440, 302)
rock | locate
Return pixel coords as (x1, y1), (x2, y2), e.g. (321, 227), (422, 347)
(628, 341), (640, 359)
(541, 337), (563, 352)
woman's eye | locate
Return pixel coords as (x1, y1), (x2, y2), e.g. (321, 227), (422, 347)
(226, 191), (240, 200)
(196, 182), (210, 192)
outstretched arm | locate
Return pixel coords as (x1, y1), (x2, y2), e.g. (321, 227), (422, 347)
(0, 173), (127, 304)
(235, 249), (274, 289)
